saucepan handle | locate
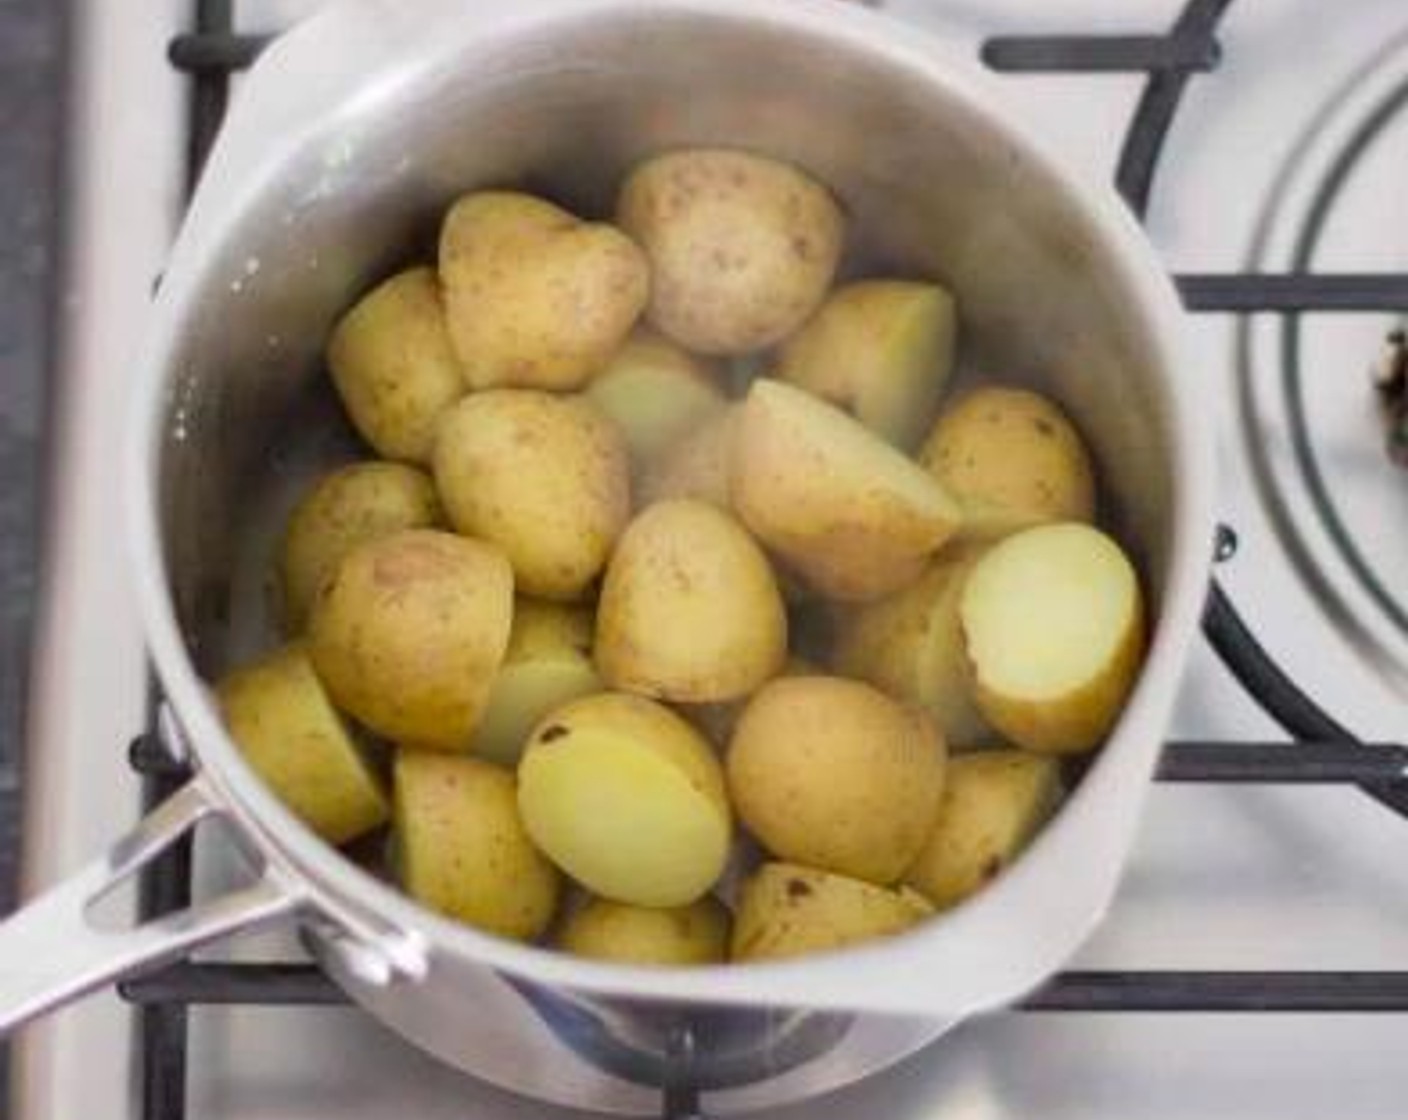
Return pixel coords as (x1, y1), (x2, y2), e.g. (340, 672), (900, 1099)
(0, 778), (302, 1035)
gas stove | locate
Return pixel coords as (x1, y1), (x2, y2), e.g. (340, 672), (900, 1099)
(14, 1), (1408, 1118)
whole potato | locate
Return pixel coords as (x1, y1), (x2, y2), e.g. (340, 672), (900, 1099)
(960, 523), (1144, 754)
(439, 191), (649, 391)
(733, 380), (963, 601)
(518, 692), (731, 907)
(903, 750), (1061, 910)
(557, 896), (730, 966)
(280, 461), (442, 631)
(217, 644), (387, 845)
(727, 676), (945, 884)
(919, 386), (1096, 539)
(584, 328), (727, 469)
(731, 862), (931, 962)
(617, 149), (844, 355)
(394, 751), (559, 940)
(473, 600), (603, 766)
(307, 529), (514, 751)
(638, 405), (738, 511)
(777, 280), (957, 451)
(596, 499), (787, 702)
(327, 266), (466, 463)
(833, 546), (994, 749)
(433, 390), (631, 601)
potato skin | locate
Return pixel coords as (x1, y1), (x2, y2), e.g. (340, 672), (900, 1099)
(595, 499), (787, 702)
(726, 676), (946, 884)
(731, 862), (931, 962)
(394, 751), (559, 941)
(558, 896), (730, 966)
(280, 461), (442, 631)
(617, 149), (844, 355)
(638, 405), (738, 511)
(433, 390), (631, 601)
(307, 529), (514, 751)
(217, 644), (387, 845)
(919, 386), (1096, 539)
(327, 267), (466, 463)
(903, 750), (1061, 909)
(439, 191), (649, 391)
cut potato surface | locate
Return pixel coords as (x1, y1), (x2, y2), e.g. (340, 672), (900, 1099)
(960, 522), (1144, 753)
(558, 896), (730, 966)
(518, 693), (731, 907)
(903, 750), (1061, 909)
(733, 380), (963, 601)
(218, 644), (388, 846)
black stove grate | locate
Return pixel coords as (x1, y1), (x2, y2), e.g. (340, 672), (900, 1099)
(128, 1), (1408, 1117)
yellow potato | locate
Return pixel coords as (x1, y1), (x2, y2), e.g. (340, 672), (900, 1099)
(327, 267), (466, 463)
(433, 390), (631, 601)
(726, 676), (946, 884)
(438, 191), (649, 391)
(833, 547), (994, 749)
(394, 751), (559, 941)
(919, 386), (1096, 539)
(733, 380), (963, 601)
(903, 750), (1061, 910)
(617, 149), (844, 355)
(596, 499), (787, 702)
(638, 405), (738, 511)
(731, 863), (931, 962)
(557, 896), (730, 966)
(473, 600), (603, 766)
(585, 328), (727, 468)
(217, 644), (387, 845)
(959, 523), (1145, 754)
(279, 461), (442, 631)
(307, 529), (514, 752)
(518, 692), (731, 907)
(777, 280), (957, 451)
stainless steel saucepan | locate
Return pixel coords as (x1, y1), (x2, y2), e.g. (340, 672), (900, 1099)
(0, 0), (1213, 1112)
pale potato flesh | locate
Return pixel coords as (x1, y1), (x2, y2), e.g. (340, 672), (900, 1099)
(920, 386), (1096, 539)
(731, 862), (931, 962)
(596, 499), (787, 702)
(432, 390), (631, 601)
(307, 529), (514, 752)
(327, 266), (466, 463)
(439, 191), (649, 391)
(960, 523), (1144, 753)
(280, 461), (442, 632)
(903, 750), (1061, 909)
(557, 895), (730, 966)
(518, 692), (731, 907)
(218, 644), (388, 846)
(638, 405), (739, 511)
(733, 380), (963, 601)
(395, 751), (560, 941)
(777, 280), (957, 451)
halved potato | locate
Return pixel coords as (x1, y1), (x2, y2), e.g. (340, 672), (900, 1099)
(902, 750), (1061, 909)
(557, 896), (730, 966)
(518, 692), (731, 907)
(959, 523), (1144, 753)
(733, 380), (963, 601)
(777, 280), (957, 451)
(731, 863), (931, 962)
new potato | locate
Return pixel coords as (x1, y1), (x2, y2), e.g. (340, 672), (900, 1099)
(394, 751), (559, 940)
(433, 390), (631, 601)
(279, 461), (442, 631)
(617, 148), (844, 355)
(727, 676), (946, 884)
(439, 191), (649, 391)
(557, 896), (730, 966)
(307, 529), (514, 752)
(327, 266), (466, 463)
(518, 692), (731, 907)
(733, 380), (963, 601)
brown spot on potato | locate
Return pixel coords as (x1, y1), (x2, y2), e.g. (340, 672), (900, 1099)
(370, 538), (455, 588)
(538, 724), (569, 743)
(1033, 417), (1055, 437)
(980, 855), (1004, 883)
(786, 877), (813, 900)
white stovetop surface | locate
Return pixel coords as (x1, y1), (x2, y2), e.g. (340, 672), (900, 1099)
(17, 1), (1408, 1118)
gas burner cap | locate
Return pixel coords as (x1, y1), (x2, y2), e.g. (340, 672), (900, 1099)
(1239, 30), (1408, 697)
